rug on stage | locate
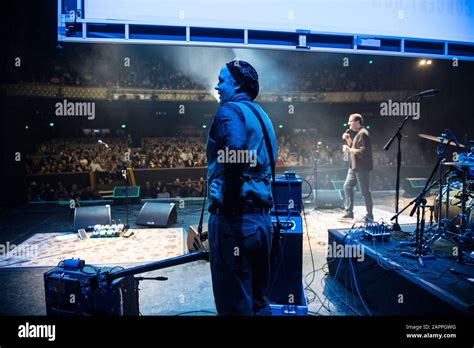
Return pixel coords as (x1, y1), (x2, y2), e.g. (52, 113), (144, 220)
(0, 228), (185, 268)
(303, 206), (417, 252)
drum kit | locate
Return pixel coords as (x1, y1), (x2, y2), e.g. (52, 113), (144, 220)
(394, 131), (473, 265)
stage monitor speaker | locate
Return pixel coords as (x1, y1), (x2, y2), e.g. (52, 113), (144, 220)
(404, 177), (428, 196)
(73, 205), (111, 231)
(136, 202), (177, 228)
(315, 189), (344, 209)
(332, 180), (359, 192)
(269, 215), (303, 305)
(331, 180), (345, 191)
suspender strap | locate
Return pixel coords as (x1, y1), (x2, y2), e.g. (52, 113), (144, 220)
(240, 101), (281, 257)
(198, 180), (207, 241)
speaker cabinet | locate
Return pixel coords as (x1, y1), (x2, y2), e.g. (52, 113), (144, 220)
(73, 205), (112, 231)
(269, 215), (303, 305)
(136, 202), (177, 228)
(271, 174), (303, 215)
(315, 189), (344, 209)
(404, 177), (428, 196)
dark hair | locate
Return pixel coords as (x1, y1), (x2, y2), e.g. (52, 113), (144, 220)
(350, 113), (364, 126)
(225, 59), (259, 100)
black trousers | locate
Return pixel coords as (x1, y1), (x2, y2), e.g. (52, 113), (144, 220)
(343, 168), (373, 215)
(208, 212), (272, 315)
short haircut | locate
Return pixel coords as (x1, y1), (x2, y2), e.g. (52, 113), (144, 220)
(350, 113), (364, 126)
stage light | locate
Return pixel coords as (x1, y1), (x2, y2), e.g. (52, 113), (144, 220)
(202, 124), (207, 129)
(419, 59), (426, 65)
(426, 60), (432, 65)
(25, 125), (29, 129)
(279, 124), (283, 129)
(49, 122), (54, 127)
(366, 125), (371, 129)
(121, 124), (126, 129)
(343, 123), (347, 127)
(369, 60), (373, 64)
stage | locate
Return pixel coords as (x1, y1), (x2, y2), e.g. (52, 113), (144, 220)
(328, 225), (474, 316)
(0, 192), (472, 316)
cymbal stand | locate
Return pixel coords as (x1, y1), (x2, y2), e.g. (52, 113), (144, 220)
(396, 133), (456, 266)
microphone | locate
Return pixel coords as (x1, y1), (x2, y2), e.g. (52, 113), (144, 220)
(415, 89), (440, 98)
(98, 139), (110, 149)
(343, 129), (351, 141)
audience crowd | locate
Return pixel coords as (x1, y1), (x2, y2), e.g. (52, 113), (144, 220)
(26, 133), (434, 201)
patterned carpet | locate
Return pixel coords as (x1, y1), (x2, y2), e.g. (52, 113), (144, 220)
(303, 206), (417, 252)
(0, 228), (185, 268)
(0, 202), (418, 267)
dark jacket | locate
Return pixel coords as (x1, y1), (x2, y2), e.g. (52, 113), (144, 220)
(350, 128), (373, 171)
(206, 94), (277, 213)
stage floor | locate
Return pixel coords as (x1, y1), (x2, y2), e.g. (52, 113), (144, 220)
(0, 228), (185, 268)
(0, 191), (443, 316)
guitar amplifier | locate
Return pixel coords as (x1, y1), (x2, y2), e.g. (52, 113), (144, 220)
(44, 262), (139, 316)
(269, 214), (304, 306)
(271, 172), (303, 215)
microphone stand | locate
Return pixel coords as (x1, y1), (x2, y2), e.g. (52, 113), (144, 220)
(122, 157), (132, 229)
(313, 144), (320, 209)
(391, 175), (442, 225)
(99, 140), (131, 229)
(383, 93), (423, 232)
(125, 167), (129, 227)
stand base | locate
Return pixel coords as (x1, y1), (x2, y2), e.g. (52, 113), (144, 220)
(400, 251), (435, 267)
(399, 240), (417, 247)
(392, 222), (402, 232)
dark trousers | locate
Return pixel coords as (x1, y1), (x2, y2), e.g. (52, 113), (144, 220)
(208, 212), (272, 316)
(343, 168), (373, 215)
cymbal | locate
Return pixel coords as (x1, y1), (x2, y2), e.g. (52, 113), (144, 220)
(418, 134), (465, 148)
(444, 161), (474, 167)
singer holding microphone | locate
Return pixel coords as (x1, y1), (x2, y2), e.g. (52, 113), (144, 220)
(341, 113), (374, 221)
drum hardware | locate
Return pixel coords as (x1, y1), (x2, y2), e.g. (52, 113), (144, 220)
(419, 138), (474, 264)
(444, 162), (474, 167)
(394, 175), (443, 267)
(395, 130), (467, 266)
(421, 203), (436, 228)
(399, 197), (435, 267)
(434, 183), (473, 232)
(443, 158), (473, 262)
(418, 133), (465, 148)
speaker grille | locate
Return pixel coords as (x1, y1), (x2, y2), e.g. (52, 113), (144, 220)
(73, 205), (112, 231)
(136, 202), (177, 227)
